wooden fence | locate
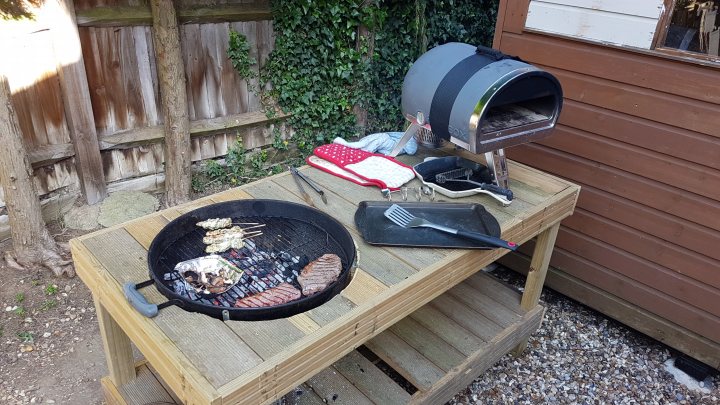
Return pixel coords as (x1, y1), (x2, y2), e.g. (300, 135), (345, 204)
(1, 0), (287, 238)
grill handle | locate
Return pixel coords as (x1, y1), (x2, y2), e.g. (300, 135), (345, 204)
(123, 281), (160, 318)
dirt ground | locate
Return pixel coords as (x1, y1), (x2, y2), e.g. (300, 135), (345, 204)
(0, 188), (222, 405)
(0, 225), (106, 404)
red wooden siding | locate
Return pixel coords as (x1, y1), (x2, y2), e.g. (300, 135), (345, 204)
(494, 0), (720, 368)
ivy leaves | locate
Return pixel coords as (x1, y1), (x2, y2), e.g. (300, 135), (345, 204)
(261, 0), (498, 151)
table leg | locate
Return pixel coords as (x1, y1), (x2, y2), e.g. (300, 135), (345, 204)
(94, 296), (136, 386)
(512, 222), (560, 355)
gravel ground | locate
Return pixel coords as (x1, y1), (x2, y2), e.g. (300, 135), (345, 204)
(446, 266), (720, 405)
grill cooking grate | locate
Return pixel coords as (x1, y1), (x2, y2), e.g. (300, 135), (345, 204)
(157, 216), (347, 308)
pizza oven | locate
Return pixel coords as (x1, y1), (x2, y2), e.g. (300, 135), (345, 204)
(392, 43), (563, 191)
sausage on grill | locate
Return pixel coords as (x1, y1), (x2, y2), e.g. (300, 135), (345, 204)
(297, 253), (342, 296)
(233, 283), (301, 308)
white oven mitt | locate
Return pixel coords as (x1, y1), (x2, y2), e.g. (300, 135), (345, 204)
(333, 132), (418, 156)
(308, 143), (415, 190)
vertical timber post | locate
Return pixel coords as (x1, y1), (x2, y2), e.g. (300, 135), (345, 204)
(150, 0), (191, 206)
(47, 0), (108, 205)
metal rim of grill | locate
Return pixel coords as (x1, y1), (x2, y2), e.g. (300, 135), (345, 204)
(146, 200), (357, 321)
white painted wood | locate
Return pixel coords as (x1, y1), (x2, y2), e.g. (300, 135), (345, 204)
(533, 0), (664, 19)
(526, 0), (663, 49)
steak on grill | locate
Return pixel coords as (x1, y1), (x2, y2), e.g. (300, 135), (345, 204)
(297, 253), (342, 296)
(234, 282), (301, 308)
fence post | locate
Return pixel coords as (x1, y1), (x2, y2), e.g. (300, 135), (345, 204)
(47, 0), (108, 205)
(150, 0), (191, 206)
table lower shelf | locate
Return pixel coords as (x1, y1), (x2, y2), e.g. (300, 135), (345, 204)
(101, 271), (544, 405)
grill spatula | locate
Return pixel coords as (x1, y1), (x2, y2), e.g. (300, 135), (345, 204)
(383, 204), (517, 250)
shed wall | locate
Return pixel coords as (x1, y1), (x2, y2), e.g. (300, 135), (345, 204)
(494, 0), (720, 368)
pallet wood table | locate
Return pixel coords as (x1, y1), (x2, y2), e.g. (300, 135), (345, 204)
(71, 148), (579, 405)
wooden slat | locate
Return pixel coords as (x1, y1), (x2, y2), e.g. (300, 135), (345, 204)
(388, 317), (466, 372)
(526, 1), (659, 49)
(447, 284), (522, 328)
(76, 5), (273, 27)
(409, 307), (544, 404)
(555, 224), (720, 315)
(544, 65), (720, 139)
(577, 185), (720, 265)
(507, 144), (720, 231)
(541, 125), (720, 200)
(225, 319), (307, 360)
(306, 295), (357, 327)
(428, 294), (503, 343)
(563, 208), (720, 288)
(123, 213), (168, 249)
(133, 26), (160, 126)
(365, 330), (445, 391)
(501, 32), (720, 105)
(118, 363), (177, 405)
(493, 0), (510, 48)
(107, 173), (165, 194)
(40, 1), (106, 204)
(504, 0), (531, 34)
(408, 305), (484, 356)
(342, 269), (389, 305)
(462, 272), (522, 311)
(333, 351), (411, 404)
(305, 366), (374, 405)
(529, 0), (664, 18)
(285, 384), (326, 405)
(558, 101), (720, 171)
(99, 111), (289, 150)
(27, 143), (74, 167)
(546, 246), (720, 343)
(499, 252), (720, 369)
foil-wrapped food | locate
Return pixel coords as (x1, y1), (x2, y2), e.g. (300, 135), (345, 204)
(174, 255), (243, 295)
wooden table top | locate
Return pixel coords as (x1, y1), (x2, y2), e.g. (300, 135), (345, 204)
(71, 148), (579, 405)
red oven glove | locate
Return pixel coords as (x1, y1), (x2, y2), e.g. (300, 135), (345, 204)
(307, 143), (415, 190)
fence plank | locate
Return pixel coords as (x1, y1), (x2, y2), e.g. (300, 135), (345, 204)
(46, 0), (107, 204)
(99, 110), (288, 150)
(76, 5), (272, 27)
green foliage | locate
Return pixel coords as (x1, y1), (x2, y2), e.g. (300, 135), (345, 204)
(15, 293), (24, 303)
(44, 284), (58, 296)
(265, 0), (383, 149)
(17, 331), (33, 343)
(264, 0), (499, 143)
(14, 306), (25, 317)
(194, 140), (286, 190)
(425, 0), (499, 48)
(40, 299), (57, 311)
(228, 30), (257, 82)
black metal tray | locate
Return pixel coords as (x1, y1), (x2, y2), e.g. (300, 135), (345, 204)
(354, 201), (501, 249)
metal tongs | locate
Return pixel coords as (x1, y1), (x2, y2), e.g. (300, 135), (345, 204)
(288, 166), (328, 206)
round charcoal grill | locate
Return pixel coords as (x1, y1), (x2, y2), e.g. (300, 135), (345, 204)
(124, 199), (356, 321)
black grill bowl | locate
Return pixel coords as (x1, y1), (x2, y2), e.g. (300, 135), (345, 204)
(146, 199), (357, 321)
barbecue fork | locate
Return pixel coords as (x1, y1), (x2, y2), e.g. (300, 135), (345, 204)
(383, 204), (517, 250)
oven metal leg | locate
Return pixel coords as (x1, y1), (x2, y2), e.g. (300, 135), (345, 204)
(513, 222), (560, 356)
(94, 296), (136, 385)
